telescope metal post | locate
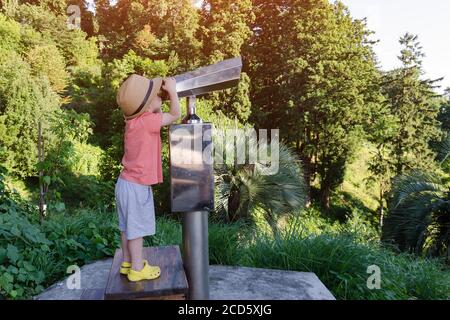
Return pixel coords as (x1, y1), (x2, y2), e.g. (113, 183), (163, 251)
(169, 57), (242, 300)
(182, 210), (209, 300)
(181, 95), (209, 300)
(187, 95), (195, 116)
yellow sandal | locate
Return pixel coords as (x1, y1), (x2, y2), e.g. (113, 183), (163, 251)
(127, 260), (161, 282)
(120, 261), (132, 275)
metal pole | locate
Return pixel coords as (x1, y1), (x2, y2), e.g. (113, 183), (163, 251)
(181, 95), (210, 300)
(182, 96), (202, 124)
(182, 211), (209, 300)
(168, 57), (242, 300)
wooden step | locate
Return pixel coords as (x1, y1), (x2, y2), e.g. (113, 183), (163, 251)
(105, 246), (188, 300)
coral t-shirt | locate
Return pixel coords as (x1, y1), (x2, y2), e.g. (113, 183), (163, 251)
(119, 111), (163, 186)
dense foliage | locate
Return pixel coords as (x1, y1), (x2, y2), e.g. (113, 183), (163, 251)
(0, 187), (448, 300)
(383, 170), (449, 258)
(0, 0), (449, 300)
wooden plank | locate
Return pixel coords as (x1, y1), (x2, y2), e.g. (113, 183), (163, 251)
(105, 246), (188, 300)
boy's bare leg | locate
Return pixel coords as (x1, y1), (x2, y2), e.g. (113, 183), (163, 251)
(129, 237), (144, 271)
(120, 232), (131, 263)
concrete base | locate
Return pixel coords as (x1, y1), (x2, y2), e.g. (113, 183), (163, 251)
(34, 259), (335, 300)
(209, 265), (335, 300)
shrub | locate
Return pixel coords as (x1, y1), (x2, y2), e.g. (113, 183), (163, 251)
(0, 162), (119, 299)
(0, 164), (50, 298)
(1, 166), (448, 300)
(55, 175), (114, 209)
(0, 205), (121, 299)
(0, 208), (50, 299)
(241, 226), (449, 300)
(214, 133), (307, 233)
(383, 170), (449, 258)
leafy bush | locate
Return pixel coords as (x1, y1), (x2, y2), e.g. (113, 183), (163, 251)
(383, 170), (449, 257)
(1, 165), (448, 300)
(0, 164), (118, 299)
(67, 141), (104, 178)
(214, 131), (307, 232)
(0, 205), (120, 299)
(241, 228), (449, 300)
(0, 207), (50, 299)
(55, 175), (114, 209)
(0, 163), (50, 298)
(1, 206), (449, 300)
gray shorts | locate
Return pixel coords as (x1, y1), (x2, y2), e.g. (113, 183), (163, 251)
(115, 177), (156, 240)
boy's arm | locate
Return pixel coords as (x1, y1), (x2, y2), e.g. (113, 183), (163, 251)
(161, 78), (181, 127)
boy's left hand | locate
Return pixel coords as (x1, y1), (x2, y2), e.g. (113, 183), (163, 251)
(162, 77), (177, 96)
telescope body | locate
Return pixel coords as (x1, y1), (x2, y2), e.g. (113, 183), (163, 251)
(164, 57), (242, 99)
(168, 57), (242, 300)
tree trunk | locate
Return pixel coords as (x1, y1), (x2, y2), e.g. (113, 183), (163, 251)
(318, 185), (331, 210)
(37, 121), (46, 224)
(379, 182), (384, 229)
(301, 154), (313, 208)
(227, 185), (240, 222)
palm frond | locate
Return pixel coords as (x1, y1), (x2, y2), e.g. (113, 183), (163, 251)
(213, 132), (307, 227)
(383, 169), (449, 256)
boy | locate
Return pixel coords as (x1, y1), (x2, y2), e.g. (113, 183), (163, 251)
(115, 75), (180, 282)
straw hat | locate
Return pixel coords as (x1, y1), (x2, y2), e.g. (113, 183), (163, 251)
(116, 74), (163, 120)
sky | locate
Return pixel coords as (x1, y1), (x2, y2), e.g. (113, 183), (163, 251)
(339, 0), (450, 92)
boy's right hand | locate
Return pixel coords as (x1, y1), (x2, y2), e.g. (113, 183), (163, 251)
(162, 77), (177, 96)
(160, 77), (181, 127)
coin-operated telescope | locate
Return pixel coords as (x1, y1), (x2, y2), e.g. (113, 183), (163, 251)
(167, 57), (242, 300)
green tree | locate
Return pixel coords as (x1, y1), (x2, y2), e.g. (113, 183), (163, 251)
(381, 33), (443, 175)
(438, 88), (450, 132)
(26, 44), (68, 93)
(367, 34), (445, 227)
(199, 0), (254, 123)
(7, 0), (96, 35)
(366, 103), (399, 227)
(199, 0), (254, 64)
(6, 3), (98, 68)
(433, 88), (450, 173)
(94, 0), (201, 71)
(245, 0), (380, 209)
(0, 30), (59, 178)
(0, 9), (99, 181)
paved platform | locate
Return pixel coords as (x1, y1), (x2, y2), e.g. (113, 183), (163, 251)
(34, 259), (335, 300)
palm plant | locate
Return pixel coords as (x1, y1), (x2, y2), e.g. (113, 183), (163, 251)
(382, 170), (449, 258)
(213, 128), (307, 234)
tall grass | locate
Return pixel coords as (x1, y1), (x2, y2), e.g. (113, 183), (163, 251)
(150, 213), (449, 300)
(241, 231), (448, 300)
(2, 207), (448, 300)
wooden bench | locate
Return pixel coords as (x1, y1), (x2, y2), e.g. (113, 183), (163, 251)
(104, 245), (188, 300)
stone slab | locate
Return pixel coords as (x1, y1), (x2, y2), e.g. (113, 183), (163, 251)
(35, 260), (335, 300)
